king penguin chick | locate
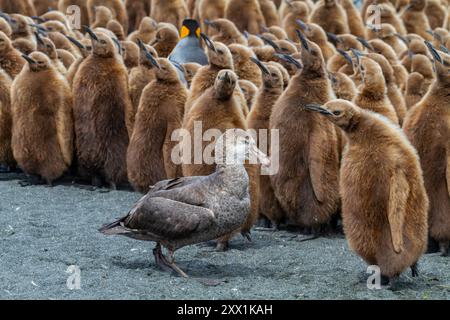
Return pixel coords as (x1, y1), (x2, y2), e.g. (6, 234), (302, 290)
(205, 19), (247, 46)
(65, 36), (91, 86)
(72, 29), (131, 189)
(403, 44), (450, 256)
(107, 20), (126, 41)
(400, 0), (433, 41)
(56, 48), (76, 70)
(121, 40), (139, 69)
(269, 35), (340, 234)
(329, 71), (357, 101)
(367, 23), (407, 55)
(151, 26), (179, 58)
(299, 22), (335, 63)
(425, 0), (447, 30)
(225, 0), (266, 34)
(282, 1), (310, 41)
(0, 70), (14, 172)
(258, 0), (280, 27)
(127, 57), (187, 193)
(340, 0), (366, 38)
(87, 0), (129, 33)
(182, 70), (258, 251)
(182, 62), (201, 88)
(197, 0), (227, 36)
(353, 56), (399, 125)
(125, 0), (151, 33)
(405, 71), (426, 109)
(185, 38), (234, 112)
(0, 31), (25, 79)
(305, 99), (428, 285)
(239, 79), (258, 110)
(91, 5), (113, 29)
(229, 43), (262, 87)
(127, 17), (157, 44)
(11, 52), (73, 186)
(310, 0), (349, 35)
(247, 58), (285, 228)
(35, 32), (67, 75)
(129, 40), (158, 124)
(150, 0), (189, 29)
(169, 19), (208, 66)
(410, 53), (434, 94)
(0, 17), (12, 37)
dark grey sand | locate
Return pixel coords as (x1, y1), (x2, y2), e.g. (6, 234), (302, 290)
(0, 173), (449, 300)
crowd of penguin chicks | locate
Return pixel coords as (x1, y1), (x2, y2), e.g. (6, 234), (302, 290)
(0, 0), (449, 285)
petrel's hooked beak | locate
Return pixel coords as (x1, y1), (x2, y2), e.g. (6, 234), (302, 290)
(84, 26), (98, 41)
(200, 32), (216, 53)
(304, 104), (333, 116)
(22, 54), (36, 65)
(250, 56), (270, 75)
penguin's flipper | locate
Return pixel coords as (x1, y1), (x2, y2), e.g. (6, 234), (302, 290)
(388, 171), (409, 254)
(308, 127), (334, 204)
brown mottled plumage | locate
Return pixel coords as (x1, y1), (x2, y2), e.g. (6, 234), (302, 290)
(150, 26), (179, 58)
(225, 0), (266, 34)
(401, 0), (433, 41)
(229, 43), (262, 87)
(206, 19), (247, 46)
(310, 0), (349, 35)
(87, 0), (129, 34)
(127, 17), (157, 44)
(0, 70), (14, 171)
(0, 31), (25, 79)
(198, 0), (227, 36)
(150, 0), (189, 29)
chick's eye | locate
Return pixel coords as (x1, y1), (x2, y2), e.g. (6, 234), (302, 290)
(217, 49), (224, 54)
(333, 111), (341, 116)
(270, 73), (277, 77)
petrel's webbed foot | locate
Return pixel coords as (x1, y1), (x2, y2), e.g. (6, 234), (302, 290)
(411, 263), (419, 277)
(152, 244), (188, 278)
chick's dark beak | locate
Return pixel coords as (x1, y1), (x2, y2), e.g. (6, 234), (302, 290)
(296, 29), (309, 52)
(304, 104), (333, 116)
(145, 52), (160, 69)
(22, 54), (36, 65)
(84, 26), (98, 41)
(250, 57), (270, 75)
(200, 32), (216, 53)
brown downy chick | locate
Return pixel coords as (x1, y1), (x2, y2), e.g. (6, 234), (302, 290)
(9, 14), (34, 42)
(87, 0), (129, 34)
(299, 22), (336, 62)
(0, 0), (36, 16)
(205, 19), (247, 46)
(264, 26), (288, 40)
(403, 43), (450, 256)
(91, 5), (113, 29)
(367, 23), (408, 54)
(56, 48), (76, 69)
(410, 53), (434, 94)
(405, 72), (426, 108)
(247, 59), (285, 227)
(327, 33), (364, 74)
(225, 0), (266, 34)
(125, 0), (151, 33)
(0, 31), (26, 79)
(400, 38), (430, 71)
(185, 39), (234, 112)
(306, 99), (428, 282)
(35, 33), (67, 75)
(270, 36), (340, 233)
(245, 31), (265, 47)
(33, 0), (58, 15)
(182, 62), (201, 88)
(107, 20), (126, 41)
(121, 40), (139, 69)
(0, 17), (12, 37)
(129, 41), (158, 123)
(11, 52), (73, 185)
(239, 79), (258, 110)
(340, 0), (366, 38)
(310, 0), (349, 35)
(150, 0), (189, 29)
(0, 70), (14, 172)
(229, 43), (263, 87)
(370, 3), (407, 35)
(127, 17), (157, 44)
(329, 71), (357, 101)
(353, 56), (399, 125)
(267, 60), (290, 89)
(282, 1), (310, 41)
(66, 37), (92, 86)
(425, 0), (447, 30)
(127, 57), (187, 193)
(258, 0), (280, 27)
(12, 38), (36, 55)
(198, 0), (227, 36)
(150, 26), (179, 58)
(400, 0), (433, 40)
(367, 52), (408, 125)
(72, 29), (132, 189)
(279, 0), (314, 18)
(369, 38), (409, 92)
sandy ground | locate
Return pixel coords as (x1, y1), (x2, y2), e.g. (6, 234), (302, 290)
(0, 173), (449, 300)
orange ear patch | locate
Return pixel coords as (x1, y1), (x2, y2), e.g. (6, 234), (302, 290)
(180, 26), (190, 39)
(196, 27), (201, 38)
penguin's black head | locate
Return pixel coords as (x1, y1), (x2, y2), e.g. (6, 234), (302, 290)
(180, 19), (201, 39)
